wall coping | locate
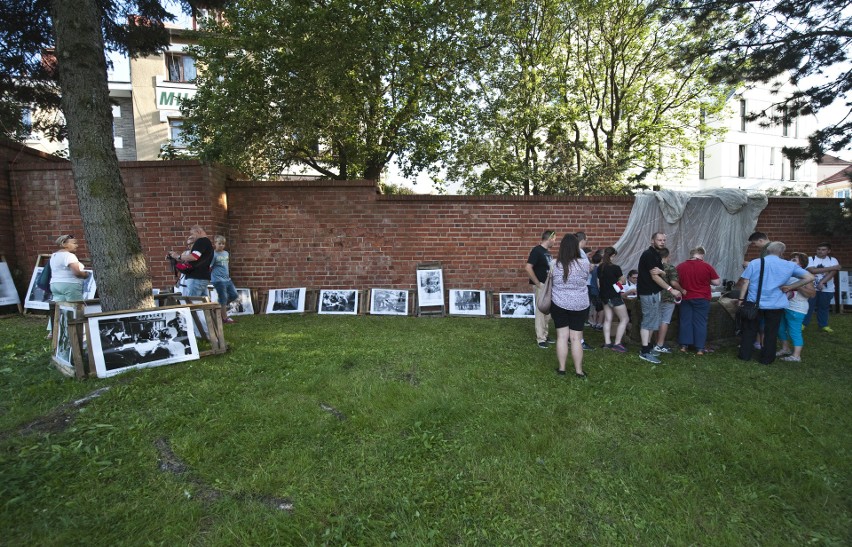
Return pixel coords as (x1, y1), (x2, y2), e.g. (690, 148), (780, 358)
(227, 178), (379, 189)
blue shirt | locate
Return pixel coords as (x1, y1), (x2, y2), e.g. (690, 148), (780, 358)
(211, 250), (231, 283)
(741, 255), (809, 309)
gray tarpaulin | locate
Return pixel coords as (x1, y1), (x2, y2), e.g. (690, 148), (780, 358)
(610, 189), (768, 283)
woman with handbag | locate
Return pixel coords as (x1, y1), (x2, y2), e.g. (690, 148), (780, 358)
(776, 252), (816, 362)
(550, 234), (590, 378)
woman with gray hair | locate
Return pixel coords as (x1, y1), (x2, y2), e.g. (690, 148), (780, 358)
(49, 235), (90, 302)
(675, 246), (722, 355)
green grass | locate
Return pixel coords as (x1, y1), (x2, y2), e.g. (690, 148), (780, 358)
(1, 312), (850, 545)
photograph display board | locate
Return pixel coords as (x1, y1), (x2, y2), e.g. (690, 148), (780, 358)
(24, 266), (50, 310)
(81, 271), (97, 300)
(448, 290), (487, 316)
(499, 293), (536, 318)
(88, 308), (199, 378)
(53, 303), (76, 374)
(0, 261), (20, 307)
(370, 289), (409, 315)
(207, 286), (254, 315)
(840, 270), (851, 306)
(417, 269), (444, 307)
(318, 290), (358, 315)
(266, 288), (306, 314)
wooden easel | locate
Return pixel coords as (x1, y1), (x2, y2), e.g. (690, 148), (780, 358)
(0, 255), (23, 314)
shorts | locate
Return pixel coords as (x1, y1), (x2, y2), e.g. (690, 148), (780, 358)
(213, 280), (239, 304)
(551, 304), (589, 331)
(639, 293), (662, 331)
(604, 295), (625, 308)
(660, 301), (676, 324)
(589, 293), (603, 312)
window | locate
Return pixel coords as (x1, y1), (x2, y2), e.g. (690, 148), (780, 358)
(790, 160), (797, 181)
(739, 99), (747, 131)
(738, 145), (746, 178)
(169, 119), (186, 148)
(782, 105), (790, 137)
(834, 189), (851, 199)
(769, 147), (775, 165)
(165, 53), (196, 82)
(698, 148), (705, 180)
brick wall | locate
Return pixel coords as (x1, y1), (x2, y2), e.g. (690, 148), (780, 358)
(4, 147), (849, 300)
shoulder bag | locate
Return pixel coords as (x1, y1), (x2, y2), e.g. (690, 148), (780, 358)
(536, 271), (553, 314)
(35, 255), (53, 292)
(739, 258), (764, 321)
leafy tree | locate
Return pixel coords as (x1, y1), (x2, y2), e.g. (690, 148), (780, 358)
(182, 0), (496, 181)
(0, 0), (224, 311)
(448, 0), (729, 196)
(658, 0), (852, 162)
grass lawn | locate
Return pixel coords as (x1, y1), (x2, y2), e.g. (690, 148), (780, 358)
(1, 311), (850, 545)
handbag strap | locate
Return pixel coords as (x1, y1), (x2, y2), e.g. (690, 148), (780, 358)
(755, 257), (765, 309)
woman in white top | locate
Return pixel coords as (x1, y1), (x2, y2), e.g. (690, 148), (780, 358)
(550, 234), (591, 378)
(49, 234), (89, 302)
(776, 252), (814, 362)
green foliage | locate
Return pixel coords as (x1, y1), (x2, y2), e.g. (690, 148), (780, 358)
(764, 185), (810, 196)
(448, 0), (729, 195)
(379, 182), (417, 195)
(658, 0), (852, 160)
(2, 313), (851, 544)
(806, 198), (852, 236)
(183, 0), (495, 180)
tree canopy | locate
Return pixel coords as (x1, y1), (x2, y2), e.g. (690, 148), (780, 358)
(658, 0), (852, 161)
(182, 0), (497, 181)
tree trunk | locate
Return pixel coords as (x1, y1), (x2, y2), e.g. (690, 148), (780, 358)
(50, 0), (154, 312)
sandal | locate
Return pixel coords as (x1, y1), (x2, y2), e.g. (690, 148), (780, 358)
(679, 345), (688, 353)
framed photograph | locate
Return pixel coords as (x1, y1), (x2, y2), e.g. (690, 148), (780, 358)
(0, 261), (20, 307)
(88, 308), (199, 378)
(208, 286), (254, 315)
(53, 303), (77, 374)
(499, 293), (536, 319)
(448, 289), (486, 316)
(266, 288), (306, 314)
(370, 288), (409, 315)
(24, 266), (51, 310)
(318, 289), (358, 315)
(416, 269), (444, 307)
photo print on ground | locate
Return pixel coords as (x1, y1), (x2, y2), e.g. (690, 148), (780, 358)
(266, 288), (306, 314)
(416, 269), (444, 307)
(448, 289), (486, 316)
(0, 261), (20, 307)
(318, 290), (358, 315)
(207, 286), (254, 315)
(370, 289), (409, 315)
(499, 293), (535, 319)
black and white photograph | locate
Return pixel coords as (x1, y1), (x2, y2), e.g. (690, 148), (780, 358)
(0, 261), (20, 307)
(208, 286), (255, 315)
(24, 266), (51, 310)
(53, 303), (76, 374)
(370, 289), (409, 315)
(266, 288), (306, 314)
(81, 270), (97, 300)
(416, 269), (444, 307)
(499, 293), (536, 319)
(88, 308), (199, 378)
(318, 289), (358, 315)
(448, 289), (486, 316)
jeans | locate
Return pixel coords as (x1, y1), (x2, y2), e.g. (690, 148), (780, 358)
(534, 283), (552, 343)
(183, 277), (210, 297)
(678, 298), (710, 351)
(803, 291), (834, 328)
(738, 308), (784, 364)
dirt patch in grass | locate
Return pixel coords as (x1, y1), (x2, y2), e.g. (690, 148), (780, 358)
(320, 402), (347, 420)
(0, 386), (112, 442)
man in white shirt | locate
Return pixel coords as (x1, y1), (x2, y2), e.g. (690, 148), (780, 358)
(804, 242), (841, 333)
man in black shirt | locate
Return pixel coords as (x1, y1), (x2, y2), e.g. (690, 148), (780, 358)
(525, 230), (557, 349)
(637, 232), (681, 363)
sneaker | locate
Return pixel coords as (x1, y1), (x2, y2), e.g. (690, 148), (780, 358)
(538, 341), (549, 349)
(581, 341), (594, 351)
(781, 355), (801, 362)
(801, 324), (806, 331)
(593, 324), (603, 331)
(650, 347), (661, 356)
(775, 350), (792, 357)
(822, 326), (834, 333)
(639, 352), (661, 364)
(653, 344), (672, 354)
(611, 344), (627, 353)
(223, 317), (237, 324)
(546, 337), (556, 345)
(753, 342), (762, 350)
(601, 343), (613, 349)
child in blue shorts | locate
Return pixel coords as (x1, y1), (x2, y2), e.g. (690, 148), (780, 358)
(212, 235), (239, 323)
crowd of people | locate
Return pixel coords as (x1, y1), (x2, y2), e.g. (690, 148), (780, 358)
(526, 229), (840, 378)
